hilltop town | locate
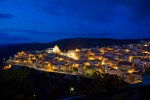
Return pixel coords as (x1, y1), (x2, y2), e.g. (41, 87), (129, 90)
(4, 41), (150, 84)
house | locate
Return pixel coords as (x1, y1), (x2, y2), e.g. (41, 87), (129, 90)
(78, 65), (84, 75)
(132, 57), (141, 64)
(139, 59), (150, 67)
(119, 61), (133, 67)
(118, 61), (134, 71)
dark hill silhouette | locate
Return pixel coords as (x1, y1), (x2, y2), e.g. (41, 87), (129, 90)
(0, 38), (150, 65)
(0, 44), (19, 48)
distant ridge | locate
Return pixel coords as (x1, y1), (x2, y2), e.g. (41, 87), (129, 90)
(0, 44), (19, 48)
(0, 38), (150, 65)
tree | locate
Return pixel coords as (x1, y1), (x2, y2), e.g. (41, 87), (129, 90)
(144, 67), (150, 74)
(92, 71), (101, 79)
(73, 67), (78, 72)
(0, 68), (35, 100)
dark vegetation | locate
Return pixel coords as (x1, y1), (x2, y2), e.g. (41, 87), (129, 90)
(0, 67), (129, 100)
(144, 67), (150, 74)
(0, 38), (150, 66)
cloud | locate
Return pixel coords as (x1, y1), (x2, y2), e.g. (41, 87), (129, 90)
(33, 0), (150, 24)
(0, 12), (14, 19)
(107, 0), (150, 22)
(1, 27), (111, 38)
(33, 0), (125, 22)
(131, 0), (150, 19)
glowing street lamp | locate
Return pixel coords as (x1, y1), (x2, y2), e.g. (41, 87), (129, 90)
(114, 66), (118, 70)
(70, 87), (75, 93)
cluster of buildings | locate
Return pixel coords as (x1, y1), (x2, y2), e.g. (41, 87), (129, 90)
(5, 41), (150, 84)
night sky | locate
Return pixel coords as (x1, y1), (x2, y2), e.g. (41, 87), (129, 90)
(0, 0), (150, 43)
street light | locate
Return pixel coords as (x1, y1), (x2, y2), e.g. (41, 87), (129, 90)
(70, 87), (75, 93)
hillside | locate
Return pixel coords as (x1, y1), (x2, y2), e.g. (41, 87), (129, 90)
(0, 38), (150, 65)
(0, 44), (18, 48)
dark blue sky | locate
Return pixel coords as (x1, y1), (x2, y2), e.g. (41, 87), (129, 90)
(0, 0), (150, 43)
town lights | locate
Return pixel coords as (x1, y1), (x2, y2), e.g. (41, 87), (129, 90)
(53, 45), (61, 53)
(74, 56), (78, 60)
(129, 56), (133, 62)
(144, 44), (148, 46)
(58, 58), (63, 61)
(67, 52), (78, 60)
(84, 62), (90, 66)
(114, 66), (118, 70)
(128, 70), (133, 74)
(32, 57), (36, 60)
(102, 61), (105, 65)
(88, 57), (95, 60)
(128, 69), (134, 74)
(15, 60), (19, 63)
(75, 48), (80, 52)
(125, 49), (129, 52)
